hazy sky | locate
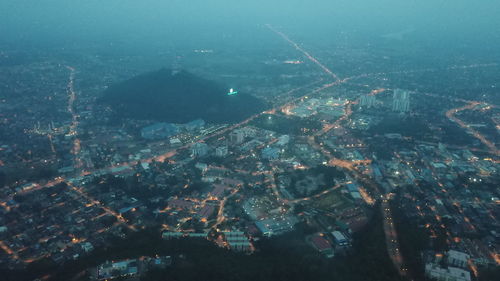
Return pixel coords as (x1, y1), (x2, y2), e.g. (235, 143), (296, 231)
(1, 0), (500, 48)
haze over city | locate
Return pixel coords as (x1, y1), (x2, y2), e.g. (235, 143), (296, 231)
(0, 1), (499, 281)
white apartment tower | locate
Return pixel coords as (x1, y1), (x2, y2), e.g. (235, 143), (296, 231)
(392, 89), (410, 113)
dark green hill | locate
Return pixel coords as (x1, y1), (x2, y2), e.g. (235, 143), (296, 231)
(100, 68), (266, 123)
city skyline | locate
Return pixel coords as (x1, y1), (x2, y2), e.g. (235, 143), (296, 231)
(0, 1), (499, 281)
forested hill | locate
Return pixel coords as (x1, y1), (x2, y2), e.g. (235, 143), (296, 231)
(100, 68), (266, 123)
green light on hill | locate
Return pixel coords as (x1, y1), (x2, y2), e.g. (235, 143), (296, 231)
(227, 88), (238, 96)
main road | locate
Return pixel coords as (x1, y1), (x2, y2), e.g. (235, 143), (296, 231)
(65, 66), (84, 169)
(382, 196), (411, 279)
(446, 102), (499, 156)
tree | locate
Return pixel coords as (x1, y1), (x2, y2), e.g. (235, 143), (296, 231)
(0, 171), (6, 187)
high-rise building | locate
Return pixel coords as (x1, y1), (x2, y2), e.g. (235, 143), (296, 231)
(360, 94), (376, 108)
(171, 55), (181, 76)
(215, 146), (228, 157)
(192, 142), (208, 157)
(229, 130), (245, 144)
(392, 89), (410, 113)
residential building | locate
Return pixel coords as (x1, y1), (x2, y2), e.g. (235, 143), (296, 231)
(192, 142), (208, 157)
(425, 264), (471, 281)
(392, 89), (410, 113)
(360, 94), (376, 108)
(215, 146), (228, 157)
(229, 130), (245, 144)
(447, 250), (470, 269)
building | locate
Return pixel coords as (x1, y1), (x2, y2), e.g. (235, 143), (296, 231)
(346, 183), (362, 199)
(360, 94), (376, 108)
(162, 231), (208, 240)
(229, 130), (245, 144)
(262, 147), (280, 160)
(215, 146), (228, 157)
(192, 142), (208, 157)
(170, 138), (182, 146)
(81, 242), (94, 253)
(311, 234), (334, 258)
(141, 123), (180, 140)
(196, 205), (215, 221)
(223, 231), (253, 252)
(202, 166), (229, 182)
(97, 259), (138, 280)
(210, 184), (228, 199)
(195, 162), (208, 172)
(425, 263), (471, 281)
(392, 89), (410, 113)
(291, 106), (314, 118)
(184, 119), (205, 131)
(240, 126), (257, 138)
(148, 256), (172, 269)
(277, 135), (290, 146)
(94, 256), (171, 280)
(241, 139), (263, 152)
(331, 231), (349, 247)
(446, 250), (470, 269)
(255, 216), (297, 237)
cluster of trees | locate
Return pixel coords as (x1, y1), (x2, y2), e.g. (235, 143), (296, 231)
(0, 170), (6, 187)
(441, 124), (479, 146)
(252, 114), (322, 136)
(390, 192), (430, 280)
(100, 69), (266, 124)
(278, 165), (345, 198)
(143, 210), (403, 281)
(368, 115), (432, 140)
(2, 206), (405, 281)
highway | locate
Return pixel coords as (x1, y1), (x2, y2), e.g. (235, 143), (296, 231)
(67, 183), (137, 232)
(212, 186), (242, 230)
(266, 24), (341, 82)
(445, 102), (499, 156)
(288, 183), (344, 204)
(344, 63), (499, 83)
(382, 196), (411, 279)
(65, 66), (84, 169)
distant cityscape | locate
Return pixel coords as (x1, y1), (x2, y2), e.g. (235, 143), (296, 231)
(0, 22), (499, 281)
